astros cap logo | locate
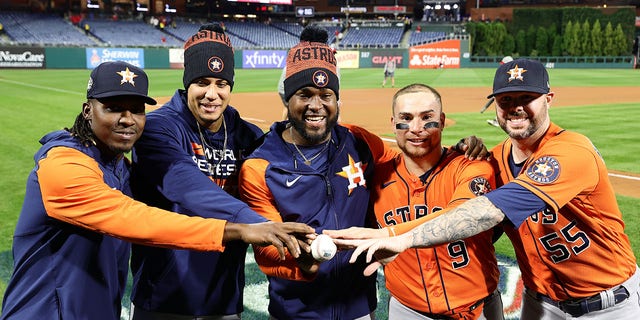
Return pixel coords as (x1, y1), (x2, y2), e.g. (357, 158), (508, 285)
(207, 56), (224, 73)
(507, 64), (526, 82)
(312, 70), (329, 88)
(117, 67), (138, 86)
(85, 61), (156, 105)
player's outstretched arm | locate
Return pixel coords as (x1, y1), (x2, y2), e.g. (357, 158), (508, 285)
(323, 226), (388, 240)
(224, 222), (314, 260)
(335, 196), (505, 275)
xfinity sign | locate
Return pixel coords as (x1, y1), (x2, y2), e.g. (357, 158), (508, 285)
(243, 50), (287, 69)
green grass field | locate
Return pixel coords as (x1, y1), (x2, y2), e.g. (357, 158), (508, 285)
(1, 67), (639, 318)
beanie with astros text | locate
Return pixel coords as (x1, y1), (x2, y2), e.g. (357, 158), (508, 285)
(182, 23), (235, 90)
(283, 41), (339, 102)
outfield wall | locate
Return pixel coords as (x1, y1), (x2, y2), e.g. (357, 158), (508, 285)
(0, 45), (635, 70)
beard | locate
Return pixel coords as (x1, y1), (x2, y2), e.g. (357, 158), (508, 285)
(501, 109), (545, 140)
(289, 109), (340, 145)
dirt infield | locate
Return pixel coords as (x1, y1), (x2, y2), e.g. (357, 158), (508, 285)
(154, 86), (640, 198)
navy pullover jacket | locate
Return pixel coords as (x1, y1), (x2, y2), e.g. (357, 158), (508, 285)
(130, 89), (265, 316)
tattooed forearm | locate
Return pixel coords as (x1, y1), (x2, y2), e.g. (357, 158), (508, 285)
(410, 196), (504, 248)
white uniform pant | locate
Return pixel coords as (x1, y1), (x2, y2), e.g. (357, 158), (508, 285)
(388, 290), (504, 320)
(521, 265), (640, 320)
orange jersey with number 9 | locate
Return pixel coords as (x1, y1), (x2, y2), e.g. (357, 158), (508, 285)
(493, 122), (636, 301)
(371, 149), (499, 315)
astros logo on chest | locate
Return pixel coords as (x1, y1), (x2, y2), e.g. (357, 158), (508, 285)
(336, 154), (367, 195)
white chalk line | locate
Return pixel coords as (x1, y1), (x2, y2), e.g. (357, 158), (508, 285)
(0, 78), (84, 95)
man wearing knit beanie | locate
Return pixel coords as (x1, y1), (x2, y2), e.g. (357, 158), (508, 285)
(238, 36), (397, 319)
(277, 24), (341, 119)
(129, 23), (314, 319)
(182, 23), (235, 90)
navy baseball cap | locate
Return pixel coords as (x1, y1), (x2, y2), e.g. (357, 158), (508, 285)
(87, 61), (157, 105)
(488, 59), (550, 98)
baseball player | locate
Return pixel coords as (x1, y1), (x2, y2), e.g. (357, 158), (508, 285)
(335, 59), (640, 319)
(373, 84), (503, 319)
(239, 37), (397, 320)
(382, 59), (397, 87)
(128, 24), (314, 319)
(328, 84), (503, 319)
(0, 61), (312, 320)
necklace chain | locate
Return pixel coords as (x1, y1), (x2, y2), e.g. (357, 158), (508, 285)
(289, 126), (330, 166)
(197, 118), (227, 175)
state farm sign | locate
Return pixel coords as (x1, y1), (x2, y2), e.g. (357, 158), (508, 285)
(409, 40), (460, 69)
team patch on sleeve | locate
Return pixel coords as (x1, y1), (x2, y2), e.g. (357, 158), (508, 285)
(526, 156), (560, 184)
(469, 177), (491, 196)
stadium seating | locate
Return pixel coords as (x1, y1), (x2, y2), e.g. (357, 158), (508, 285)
(0, 11), (95, 46)
(337, 26), (404, 48)
(0, 12), (426, 50)
(87, 19), (182, 47)
(222, 21), (299, 49)
(408, 31), (447, 46)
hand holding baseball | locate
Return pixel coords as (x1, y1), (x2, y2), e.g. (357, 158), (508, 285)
(310, 234), (337, 261)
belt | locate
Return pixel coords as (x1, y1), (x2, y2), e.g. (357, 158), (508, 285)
(535, 286), (630, 317)
(412, 290), (499, 319)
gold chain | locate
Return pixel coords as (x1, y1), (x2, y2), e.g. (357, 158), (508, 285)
(289, 126), (330, 166)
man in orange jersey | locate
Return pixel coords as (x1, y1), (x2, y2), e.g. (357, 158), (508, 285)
(332, 59), (640, 319)
(329, 83), (504, 319)
(0, 61), (313, 320)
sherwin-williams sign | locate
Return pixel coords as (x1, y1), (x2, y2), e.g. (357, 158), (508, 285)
(0, 47), (45, 68)
(409, 40), (461, 69)
(86, 48), (144, 68)
(242, 50), (287, 69)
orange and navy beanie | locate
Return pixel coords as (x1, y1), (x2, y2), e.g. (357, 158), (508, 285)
(182, 23), (235, 90)
(283, 41), (339, 102)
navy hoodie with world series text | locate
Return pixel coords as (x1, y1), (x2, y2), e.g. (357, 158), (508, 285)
(130, 89), (266, 316)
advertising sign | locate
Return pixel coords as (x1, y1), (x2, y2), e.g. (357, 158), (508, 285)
(169, 48), (184, 69)
(86, 48), (145, 69)
(0, 47), (45, 68)
(409, 40), (460, 69)
(242, 50), (287, 69)
(358, 49), (406, 68)
(336, 50), (359, 69)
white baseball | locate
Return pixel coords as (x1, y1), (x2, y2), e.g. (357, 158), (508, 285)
(311, 234), (337, 261)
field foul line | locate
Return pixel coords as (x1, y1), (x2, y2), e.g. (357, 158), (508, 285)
(609, 172), (640, 181)
(382, 138), (640, 182)
(0, 78), (84, 95)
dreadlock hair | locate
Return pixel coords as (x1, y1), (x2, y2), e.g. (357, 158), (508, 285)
(65, 112), (95, 147)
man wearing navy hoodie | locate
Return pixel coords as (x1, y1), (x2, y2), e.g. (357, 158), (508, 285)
(129, 24), (298, 319)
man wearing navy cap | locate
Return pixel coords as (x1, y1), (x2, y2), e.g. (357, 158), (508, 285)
(333, 58), (640, 320)
(0, 61), (313, 320)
